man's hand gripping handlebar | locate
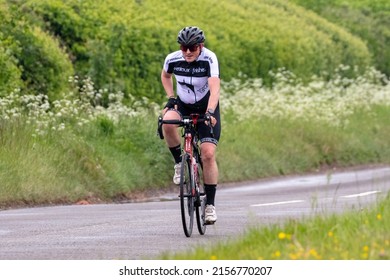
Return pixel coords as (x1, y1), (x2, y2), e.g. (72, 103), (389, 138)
(157, 114), (214, 140)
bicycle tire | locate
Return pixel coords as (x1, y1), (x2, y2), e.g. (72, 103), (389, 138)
(180, 154), (194, 237)
(195, 159), (206, 235)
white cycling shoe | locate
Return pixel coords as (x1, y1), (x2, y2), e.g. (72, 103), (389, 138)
(205, 204), (217, 224)
(173, 163), (181, 185)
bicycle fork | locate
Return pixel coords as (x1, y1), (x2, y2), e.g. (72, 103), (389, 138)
(184, 132), (199, 199)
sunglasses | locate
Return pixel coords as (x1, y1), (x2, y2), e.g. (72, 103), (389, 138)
(180, 44), (199, 52)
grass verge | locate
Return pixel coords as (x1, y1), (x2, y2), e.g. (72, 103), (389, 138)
(163, 193), (390, 260)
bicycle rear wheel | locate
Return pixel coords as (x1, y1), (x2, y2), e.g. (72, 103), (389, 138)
(195, 160), (206, 235)
(180, 154), (194, 237)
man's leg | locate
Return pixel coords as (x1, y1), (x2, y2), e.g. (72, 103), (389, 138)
(163, 110), (182, 184)
(201, 142), (218, 223)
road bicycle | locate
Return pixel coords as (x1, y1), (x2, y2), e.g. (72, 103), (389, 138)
(158, 113), (213, 237)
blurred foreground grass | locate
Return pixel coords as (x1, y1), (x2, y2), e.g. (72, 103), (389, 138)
(164, 193), (390, 260)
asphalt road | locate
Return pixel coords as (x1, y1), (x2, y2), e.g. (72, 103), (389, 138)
(1, 166), (390, 260)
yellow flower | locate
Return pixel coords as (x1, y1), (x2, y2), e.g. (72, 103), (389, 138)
(278, 232), (287, 240)
(327, 231), (334, 238)
(377, 214), (382, 220)
(273, 250), (281, 258)
(309, 249), (319, 257)
(289, 253), (298, 260)
(210, 255), (217, 260)
(363, 245), (369, 252)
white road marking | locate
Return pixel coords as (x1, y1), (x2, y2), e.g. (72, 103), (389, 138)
(341, 190), (381, 198)
(251, 200), (305, 207)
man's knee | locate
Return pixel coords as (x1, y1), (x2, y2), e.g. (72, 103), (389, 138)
(201, 144), (216, 162)
(163, 109), (181, 120)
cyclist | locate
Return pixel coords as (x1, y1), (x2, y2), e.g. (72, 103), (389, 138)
(161, 26), (221, 224)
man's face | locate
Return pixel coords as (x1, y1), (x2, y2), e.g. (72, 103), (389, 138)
(180, 44), (201, 63)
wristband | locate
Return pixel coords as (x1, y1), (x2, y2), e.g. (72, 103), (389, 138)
(164, 97), (177, 109)
(207, 108), (215, 117)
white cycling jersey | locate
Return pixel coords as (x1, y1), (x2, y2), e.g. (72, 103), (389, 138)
(163, 47), (220, 104)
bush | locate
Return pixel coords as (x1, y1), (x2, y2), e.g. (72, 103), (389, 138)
(15, 26), (74, 99)
(291, 0), (390, 77)
(1, 1), (74, 99)
(0, 2), (23, 96)
(0, 40), (23, 96)
(6, 0), (375, 102)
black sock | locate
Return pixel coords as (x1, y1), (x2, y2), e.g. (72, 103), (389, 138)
(169, 145), (181, 164)
(205, 184), (217, 206)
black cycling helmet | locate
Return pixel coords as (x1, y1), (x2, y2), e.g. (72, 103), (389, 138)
(177, 26), (205, 46)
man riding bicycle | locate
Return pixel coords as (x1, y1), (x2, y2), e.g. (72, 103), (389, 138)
(160, 26), (221, 224)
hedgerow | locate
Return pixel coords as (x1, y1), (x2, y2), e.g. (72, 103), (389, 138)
(2, 0), (376, 102)
(291, 0), (390, 77)
(0, 0), (74, 99)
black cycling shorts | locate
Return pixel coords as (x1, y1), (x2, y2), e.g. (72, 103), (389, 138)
(174, 94), (221, 145)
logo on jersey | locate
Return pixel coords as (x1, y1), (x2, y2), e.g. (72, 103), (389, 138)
(192, 67), (206, 74)
(204, 56), (213, 64)
(197, 83), (208, 94)
(174, 66), (190, 73)
(178, 80), (195, 94)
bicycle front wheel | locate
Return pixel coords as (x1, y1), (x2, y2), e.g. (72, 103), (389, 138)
(195, 160), (206, 235)
(180, 154), (194, 237)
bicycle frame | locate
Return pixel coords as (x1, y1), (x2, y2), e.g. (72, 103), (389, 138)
(183, 114), (200, 170)
(183, 115), (203, 203)
(158, 113), (210, 236)
(158, 113), (207, 169)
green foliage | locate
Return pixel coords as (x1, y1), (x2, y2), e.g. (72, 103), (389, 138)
(3, 0), (376, 102)
(86, 24), (172, 99)
(291, 0), (390, 76)
(15, 26), (74, 99)
(0, 40), (23, 95)
(1, 0), (74, 99)
(97, 116), (115, 136)
(1, 103), (390, 208)
(81, 116), (173, 197)
(0, 118), (106, 206)
(0, 1), (23, 95)
(1, 67), (390, 207)
(218, 105), (390, 183)
(21, 0), (99, 70)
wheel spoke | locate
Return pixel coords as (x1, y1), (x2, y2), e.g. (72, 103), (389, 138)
(180, 155), (194, 237)
(195, 158), (207, 235)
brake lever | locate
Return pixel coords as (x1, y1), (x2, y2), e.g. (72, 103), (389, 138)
(205, 114), (214, 138)
(157, 115), (164, 139)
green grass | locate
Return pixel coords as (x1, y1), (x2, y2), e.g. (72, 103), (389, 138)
(0, 0), (388, 262)
(0, 70), (389, 260)
(218, 105), (390, 182)
(163, 193), (390, 260)
(0, 118), (107, 206)
(1, 104), (389, 208)
(1, 68), (390, 207)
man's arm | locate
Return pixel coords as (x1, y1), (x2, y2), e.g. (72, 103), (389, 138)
(161, 70), (175, 99)
(207, 76), (220, 112)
